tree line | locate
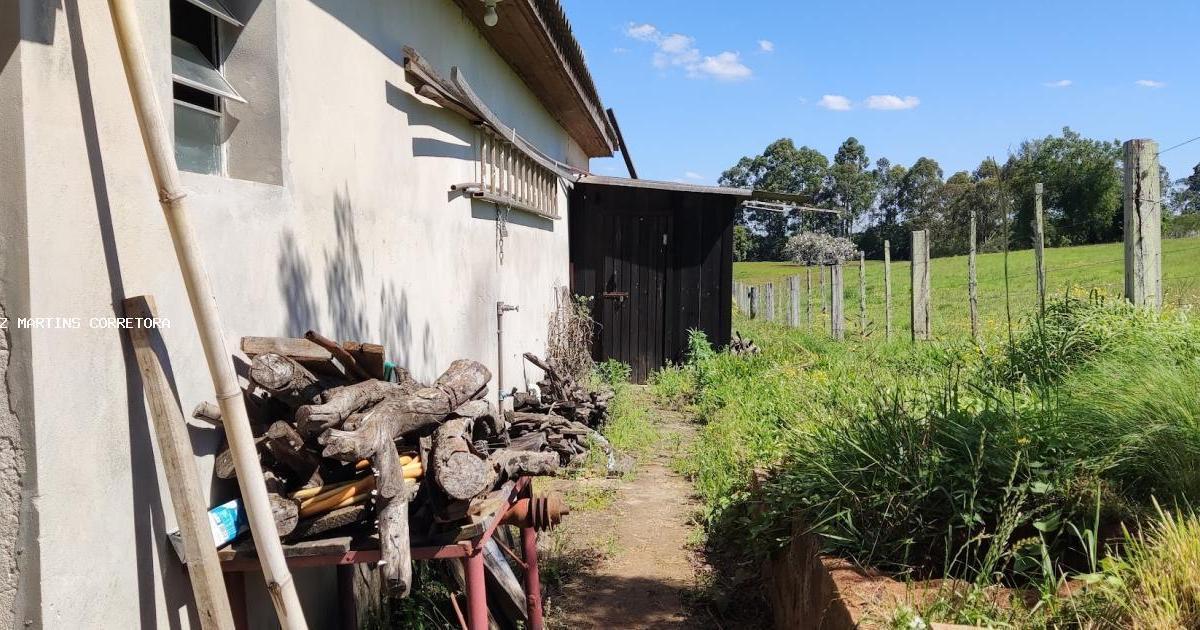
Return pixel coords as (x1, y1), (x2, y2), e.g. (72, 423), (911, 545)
(721, 127), (1200, 261)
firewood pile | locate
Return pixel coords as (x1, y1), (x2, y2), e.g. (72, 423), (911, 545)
(728, 330), (761, 356)
(507, 353), (617, 468)
(205, 332), (562, 597)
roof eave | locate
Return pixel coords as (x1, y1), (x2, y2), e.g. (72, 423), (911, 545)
(451, 0), (617, 158)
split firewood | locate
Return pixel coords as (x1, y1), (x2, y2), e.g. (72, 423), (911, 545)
(249, 353), (326, 409)
(507, 431), (547, 452)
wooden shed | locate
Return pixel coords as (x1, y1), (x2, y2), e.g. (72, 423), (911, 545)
(569, 176), (798, 382)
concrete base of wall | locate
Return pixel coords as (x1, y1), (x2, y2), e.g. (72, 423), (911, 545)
(762, 523), (985, 630)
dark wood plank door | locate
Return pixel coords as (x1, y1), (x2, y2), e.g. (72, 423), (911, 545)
(598, 213), (668, 383)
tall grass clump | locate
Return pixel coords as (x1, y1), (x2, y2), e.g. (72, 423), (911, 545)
(1103, 504), (1200, 628)
(689, 294), (1200, 594)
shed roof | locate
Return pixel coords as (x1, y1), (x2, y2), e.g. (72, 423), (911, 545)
(577, 176), (827, 210)
(450, 0), (616, 158)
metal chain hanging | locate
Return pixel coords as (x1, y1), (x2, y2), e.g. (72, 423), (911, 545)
(496, 204), (510, 264)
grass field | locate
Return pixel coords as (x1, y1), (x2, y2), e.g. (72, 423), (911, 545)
(734, 236), (1200, 339)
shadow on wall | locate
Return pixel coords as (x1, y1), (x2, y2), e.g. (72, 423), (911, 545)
(63, 1), (196, 628)
(277, 186), (424, 371)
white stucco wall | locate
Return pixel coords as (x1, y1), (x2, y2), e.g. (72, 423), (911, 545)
(3, 0), (587, 627)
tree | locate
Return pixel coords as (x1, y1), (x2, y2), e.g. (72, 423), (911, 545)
(898, 157), (945, 230)
(829, 137), (877, 227)
(1170, 163), (1200, 215)
(733, 225), (752, 262)
(720, 138), (830, 260)
(856, 158), (907, 258)
(1002, 127), (1122, 247)
(784, 231), (859, 265)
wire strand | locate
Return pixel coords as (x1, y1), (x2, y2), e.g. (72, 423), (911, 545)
(1160, 135), (1200, 155)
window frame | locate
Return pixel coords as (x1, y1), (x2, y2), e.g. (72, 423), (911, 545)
(170, 0), (245, 176)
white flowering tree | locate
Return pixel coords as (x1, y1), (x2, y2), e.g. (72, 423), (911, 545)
(784, 231), (859, 266)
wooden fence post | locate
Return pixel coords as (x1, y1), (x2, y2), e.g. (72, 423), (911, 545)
(883, 240), (892, 341)
(805, 267), (813, 327)
(1123, 139), (1162, 309)
(911, 230), (931, 341)
(1034, 182), (1046, 315)
(820, 265), (828, 319)
(766, 283), (775, 322)
(749, 286), (758, 319)
(830, 263), (845, 340)
(858, 252), (867, 338)
(789, 276), (800, 327)
(969, 209), (980, 342)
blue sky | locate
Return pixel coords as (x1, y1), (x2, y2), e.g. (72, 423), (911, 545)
(561, 0), (1200, 187)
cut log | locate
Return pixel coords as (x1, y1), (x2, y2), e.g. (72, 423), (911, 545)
(296, 380), (406, 435)
(317, 360), (491, 466)
(192, 400), (222, 425)
(430, 417), (491, 501)
(263, 421), (322, 489)
(249, 353), (325, 409)
(269, 493), (300, 537)
(214, 435), (268, 479)
(506, 432), (547, 453)
(487, 450), (558, 479)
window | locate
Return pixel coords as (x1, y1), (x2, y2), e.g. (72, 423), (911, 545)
(170, 0), (244, 175)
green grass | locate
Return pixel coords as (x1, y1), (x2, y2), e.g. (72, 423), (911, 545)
(734, 236), (1200, 339)
(658, 293), (1200, 628)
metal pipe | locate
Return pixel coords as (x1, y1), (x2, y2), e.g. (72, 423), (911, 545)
(105, 1), (306, 627)
(496, 302), (518, 409)
(465, 551), (488, 630)
(522, 519), (545, 630)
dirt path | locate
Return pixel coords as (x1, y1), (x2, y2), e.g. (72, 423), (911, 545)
(546, 391), (709, 629)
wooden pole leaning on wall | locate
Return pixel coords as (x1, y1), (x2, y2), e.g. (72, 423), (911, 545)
(1123, 139), (1163, 310)
(858, 253), (867, 338)
(125, 296), (235, 630)
(1034, 182), (1047, 315)
(106, 2), (308, 627)
(969, 210), (980, 343)
(911, 230), (932, 341)
(883, 240), (893, 341)
(830, 263), (845, 340)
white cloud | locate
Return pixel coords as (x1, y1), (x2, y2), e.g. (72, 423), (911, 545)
(865, 95), (920, 110)
(818, 94), (852, 111)
(624, 22), (752, 81)
(1135, 79), (1166, 88)
(613, 47), (629, 54)
(758, 39), (775, 52)
(690, 52), (752, 81)
(625, 23), (659, 42)
(1044, 79), (1072, 88)
(683, 171), (705, 180)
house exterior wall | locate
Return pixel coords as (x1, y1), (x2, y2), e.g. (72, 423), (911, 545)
(1, 1), (586, 627)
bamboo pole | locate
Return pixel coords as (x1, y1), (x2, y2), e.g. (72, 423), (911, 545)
(105, 2), (308, 627)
